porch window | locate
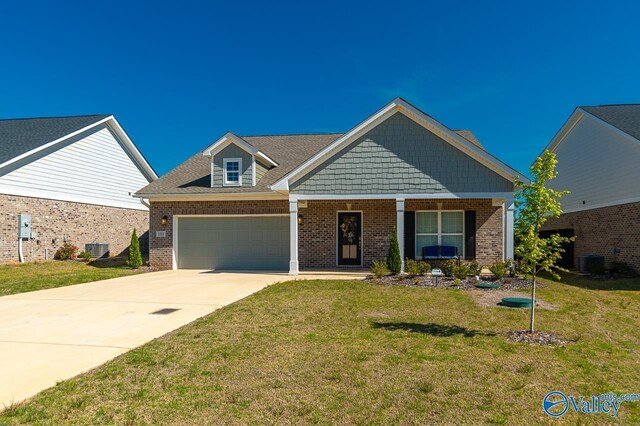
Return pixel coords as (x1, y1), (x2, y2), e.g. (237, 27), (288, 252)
(223, 158), (242, 186)
(415, 211), (464, 258)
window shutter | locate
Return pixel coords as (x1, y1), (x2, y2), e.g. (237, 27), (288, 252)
(464, 211), (476, 260)
(404, 211), (415, 260)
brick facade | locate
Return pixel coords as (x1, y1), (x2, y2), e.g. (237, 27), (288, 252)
(0, 194), (149, 263)
(149, 200), (289, 270)
(150, 198), (504, 271)
(542, 201), (640, 271)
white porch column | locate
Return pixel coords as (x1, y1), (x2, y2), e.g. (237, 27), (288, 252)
(396, 198), (405, 272)
(504, 197), (515, 260)
(289, 200), (299, 275)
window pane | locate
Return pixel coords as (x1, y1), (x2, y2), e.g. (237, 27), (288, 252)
(227, 172), (239, 182)
(416, 235), (438, 258)
(226, 161), (239, 171)
(441, 212), (463, 233)
(441, 235), (463, 256)
(416, 212), (437, 233)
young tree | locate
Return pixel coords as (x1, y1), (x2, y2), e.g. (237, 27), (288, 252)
(387, 227), (402, 274)
(515, 150), (574, 332)
(127, 229), (143, 269)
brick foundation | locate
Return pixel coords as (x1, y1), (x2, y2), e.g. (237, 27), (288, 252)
(542, 201), (640, 271)
(0, 194), (149, 263)
(149, 198), (504, 271)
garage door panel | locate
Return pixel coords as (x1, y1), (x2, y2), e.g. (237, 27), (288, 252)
(177, 216), (289, 270)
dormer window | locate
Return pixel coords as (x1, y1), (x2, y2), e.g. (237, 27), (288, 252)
(223, 158), (242, 186)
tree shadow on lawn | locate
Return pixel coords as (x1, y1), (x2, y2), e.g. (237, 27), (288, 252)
(371, 321), (495, 338)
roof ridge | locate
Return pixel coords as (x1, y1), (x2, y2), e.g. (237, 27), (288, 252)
(0, 114), (111, 122)
(581, 104), (640, 108)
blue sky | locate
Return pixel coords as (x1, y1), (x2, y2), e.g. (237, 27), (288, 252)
(1, 1), (639, 176)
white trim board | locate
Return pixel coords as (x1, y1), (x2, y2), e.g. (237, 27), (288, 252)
(202, 132), (278, 167)
(270, 98), (527, 191)
(290, 192), (514, 201)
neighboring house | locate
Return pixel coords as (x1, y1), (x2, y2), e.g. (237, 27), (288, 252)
(0, 115), (157, 263)
(541, 104), (640, 271)
(136, 98), (524, 274)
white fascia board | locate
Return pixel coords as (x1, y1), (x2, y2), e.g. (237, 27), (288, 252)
(141, 192), (288, 202)
(0, 116), (113, 172)
(106, 116), (158, 181)
(542, 108), (585, 155)
(271, 98), (527, 190)
(202, 132), (278, 167)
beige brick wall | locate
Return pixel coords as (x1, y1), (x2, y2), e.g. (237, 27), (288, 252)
(543, 201), (640, 271)
(149, 198), (504, 271)
(149, 200), (289, 270)
(0, 194), (149, 263)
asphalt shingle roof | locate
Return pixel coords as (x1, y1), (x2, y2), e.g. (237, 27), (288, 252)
(581, 105), (640, 141)
(137, 127), (486, 196)
(136, 133), (344, 195)
(0, 115), (110, 165)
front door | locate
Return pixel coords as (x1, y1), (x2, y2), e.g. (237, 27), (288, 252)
(337, 212), (362, 266)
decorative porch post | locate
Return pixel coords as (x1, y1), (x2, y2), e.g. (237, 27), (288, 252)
(396, 198), (405, 272)
(289, 200), (299, 275)
(505, 197), (515, 260)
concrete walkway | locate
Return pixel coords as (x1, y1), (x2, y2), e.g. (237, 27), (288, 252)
(0, 270), (365, 408)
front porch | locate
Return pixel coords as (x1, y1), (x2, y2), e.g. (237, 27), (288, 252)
(288, 195), (514, 275)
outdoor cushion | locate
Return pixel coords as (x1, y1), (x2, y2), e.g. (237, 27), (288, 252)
(423, 246), (440, 257)
(440, 246), (457, 257)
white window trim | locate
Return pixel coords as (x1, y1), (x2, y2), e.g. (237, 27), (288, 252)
(415, 210), (465, 259)
(223, 158), (242, 186)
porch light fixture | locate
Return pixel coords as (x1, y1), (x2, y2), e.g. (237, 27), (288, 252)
(161, 215), (168, 226)
(298, 214), (304, 225)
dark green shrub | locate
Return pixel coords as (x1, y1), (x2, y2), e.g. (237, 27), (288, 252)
(371, 260), (390, 279)
(450, 262), (471, 279)
(405, 259), (421, 277)
(126, 229), (143, 269)
(418, 261), (432, 275)
(468, 260), (482, 276)
(489, 261), (509, 279)
(55, 242), (78, 260)
(440, 260), (457, 277)
(610, 261), (635, 275)
(78, 251), (92, 262)
(386, 228), (402, 274)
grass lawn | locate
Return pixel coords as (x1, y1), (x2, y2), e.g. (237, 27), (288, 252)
(1, 274), (638, 425)
(0, 260), (143, 296)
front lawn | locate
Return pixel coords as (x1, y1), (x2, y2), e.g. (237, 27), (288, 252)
(0, 260), (143, 296)
(2, 275), (639, 424)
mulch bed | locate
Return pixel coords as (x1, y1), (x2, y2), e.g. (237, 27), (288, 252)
(505, 330), (572, 345)
(367, 274), (537, 291)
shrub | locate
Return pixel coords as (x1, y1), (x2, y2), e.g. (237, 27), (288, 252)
(450, 262), (471, 279)
(440, 260), (457, 277)
(55, 242), (79, 260)
(126, 229), (143, 269)
(468, 260), (482, 276)
(386, 228), (402, 274)
(418, 261), (432, 275)
(610, 261), (635, 275)
(489, 261), (509, 280)
(452, 278), (462, 286)
(405, 259), (421, 277)
(78, 251), (92, 262)
(371, 260), (390, 279)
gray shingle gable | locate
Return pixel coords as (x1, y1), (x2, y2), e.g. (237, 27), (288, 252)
(581, 105), (640, 142)
(0, 115), (111, 165)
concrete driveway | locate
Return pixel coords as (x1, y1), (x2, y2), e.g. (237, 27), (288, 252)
(0, 270), (364, 408)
